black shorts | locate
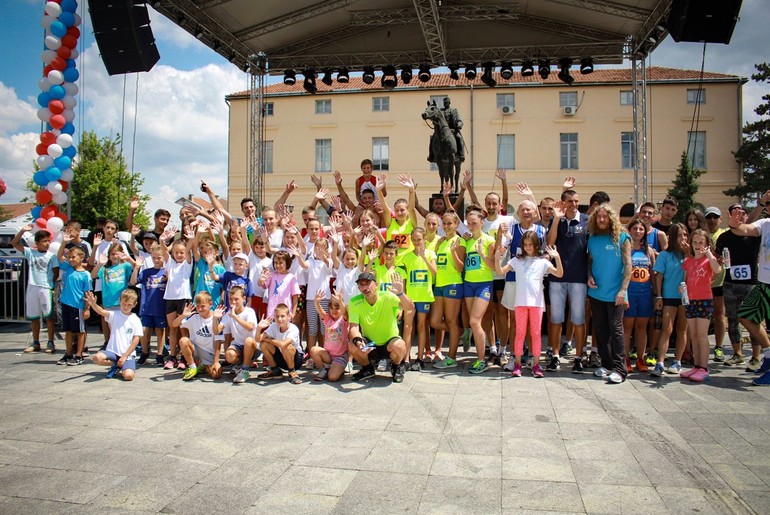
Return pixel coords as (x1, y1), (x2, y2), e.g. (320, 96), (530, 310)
(711, 286), (723, 298)
(274, 348), (304, 371)
(61, 303), (85, 333)
(365, 336), (401, 362)
(165, 298), (189, 315)
(662, 298), (682, 308)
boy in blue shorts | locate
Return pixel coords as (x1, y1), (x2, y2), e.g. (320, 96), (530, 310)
(130, 245), (167, 365)
(85, 290), (143, 381)
(56, 235), (92, 365)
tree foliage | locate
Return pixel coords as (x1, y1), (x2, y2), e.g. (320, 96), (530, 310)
(69, 131), (149, 230)
(725, 62), (770, 200)
(669, 151), (705, 223)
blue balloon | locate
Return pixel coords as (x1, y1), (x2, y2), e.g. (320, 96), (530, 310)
(66, 59), (76, 68)
(63, 145), (77, 158)
(31, 206), (42, 219)
(61, 123), (75, 135)
(45, 166), (62, 182)
(60, 0), (77, 13)
(54, 156), (72, 170)
(33, 171), (49, 186)
(48, 85), (65, 100)
(50, 21), (67, 38)
(37, 92), (51, 107)
(59, 12), (75, 27)
(62, 68), (79, 83)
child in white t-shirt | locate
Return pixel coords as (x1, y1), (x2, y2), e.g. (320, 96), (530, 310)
(85, 289), (143, 381)
(222, 286), (258, 384)
(174, 291), (226, 381)
(161, 232), (194, 371)
(297, 237), (333, 356)
(257, 303), (303, 385)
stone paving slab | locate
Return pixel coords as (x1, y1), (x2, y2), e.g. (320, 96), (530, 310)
(0, 323), (769, 513)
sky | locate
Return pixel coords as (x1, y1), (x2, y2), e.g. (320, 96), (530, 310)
(0, 0), (768, 219)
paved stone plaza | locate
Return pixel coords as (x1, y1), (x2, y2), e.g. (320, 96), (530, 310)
(0, 324), (768, 514)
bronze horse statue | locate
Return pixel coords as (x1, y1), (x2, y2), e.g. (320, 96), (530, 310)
(422, 101), (463, 192)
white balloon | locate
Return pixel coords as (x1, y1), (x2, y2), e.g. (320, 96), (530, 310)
(41, 49), (56, 64)
(47, 143), (63, 158)
(38, 78), (51, 92)
(46, 217), (64, 234)
(37, 155), (54, 169)
(52, 129), (61, 137)
(47, 70), (64, 85)
(47, 181), (63, 194)
(37, 108), (52, 122)
(62, 95), (76, 109)
(63, 82), (78, 96)
(57, 133), (73, 148)
(62, 109), (75, 122)
(53, 191), (68, 205)
(60, 168), (74, 182)
(45, 2), (62, 17)
(47, 241), (61, 255)
(73, 13), (81, 27)
(41, 15), (53, 30)
(44, 35), (61, 50)
(70, 49), (79, 60)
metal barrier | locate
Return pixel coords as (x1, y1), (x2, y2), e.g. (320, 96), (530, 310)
(0, 256), (27, 322)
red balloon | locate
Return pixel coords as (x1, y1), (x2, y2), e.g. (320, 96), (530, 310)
(40, 132), (56, 146)
(48, 100), (64, 115)
(58, 180), (69, 192)
(58, 212), (69, 223)
(43, 65), (52, 77)
(56, 46), (71, 59)
(36, 189), (53, 204)
(50, 114), (65, 129)
(36, 143), (48, 155)
(67, 27), (80, 39)
(51, 57), (67, 71)
(61, 35), (77, 49)
(35, 217), (48, 229)
(41, 206), (57, 220)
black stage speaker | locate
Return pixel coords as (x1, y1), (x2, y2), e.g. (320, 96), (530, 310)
(90, 0), (160, 75)
(667, 0), (743, 44)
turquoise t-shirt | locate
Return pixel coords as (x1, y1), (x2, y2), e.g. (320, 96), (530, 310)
(59, 260), (91, 309)
(652, 250), (685, 299)
(194, 259), (226, 307)
(587, 232), (630, 302)
(99, 262), (133, 308)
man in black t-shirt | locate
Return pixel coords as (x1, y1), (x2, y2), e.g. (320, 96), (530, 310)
(652, 196), (678, 236)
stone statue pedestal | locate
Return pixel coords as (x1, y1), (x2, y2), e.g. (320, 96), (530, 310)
(430, 192), (463, 216)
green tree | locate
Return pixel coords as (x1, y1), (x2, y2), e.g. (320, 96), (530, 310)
(668, 151), (705, 223)
(725, 62), (770, 200)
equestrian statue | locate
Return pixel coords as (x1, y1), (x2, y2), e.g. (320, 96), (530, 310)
(422, 97), (465, 192)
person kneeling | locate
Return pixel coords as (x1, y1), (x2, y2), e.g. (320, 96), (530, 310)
(85, 290), (142, 381)
(221, 286), (259, 384)
(174, 292), (226, 381)
(258, 303), (303, 384)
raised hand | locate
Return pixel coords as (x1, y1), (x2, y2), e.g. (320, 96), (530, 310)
(372, 201), (384, 214)
(131, 224), (141, 237)
(397, 173), (416, 191)
(495, 169), (507, 181)
(314, 289), (325, 302)
(333, 170), (343, 185)
(332, 195), (343, 212)
(315, 187), (329, 201)
(285, 180), (298, 193)
(310, 174), (322, 190)
(84, 291), (97, 306)
(181, 302), (195, 318)
(93, 234), (103, 247)
(183, 225), (195, 240)
(129, 195), (140, 210)
(552, 201), (566, 219)
(387, 272), (405, 296)
(257, 315), (273, 330)
(563, 176), (576, 189)
(161, 226), (178, 242)
(376, 173), (387, 190)
(98, 253), (108, 265)
(361, 234), (374, 249)
(544, 245), (559, 259)
(462, 170), (472, 187)
(516, 182), (533, 197)
(213, 304), (226, 319)
(442, 180), (452, 195)
(367, 248), (379, 263)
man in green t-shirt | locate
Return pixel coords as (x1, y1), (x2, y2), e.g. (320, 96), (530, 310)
(348, 271), (414, 383)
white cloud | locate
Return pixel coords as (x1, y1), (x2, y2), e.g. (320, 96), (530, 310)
(148, 6), (199, 50)
(0, 130), (38, 203)
(0, 83), (37, 135)
(158, 184), (178, 202)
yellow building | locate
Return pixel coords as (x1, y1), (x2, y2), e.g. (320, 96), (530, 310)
(226, 67), (746, 215)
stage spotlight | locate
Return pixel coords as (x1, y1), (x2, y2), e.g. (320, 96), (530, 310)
(464, 64), (477, 80)
(303, 70), (317, 94)
(418, 64), (431, 82)
(557, 58), (574, 85)
(321, 69), (333, 86)
(499, 61), (513, 80)
(448, 64), (460, 81)
(381, 65), (397, 88)
(538, 59), (550, 79)
(336, 67), (350, 83)
(480, 62), (496, 87)
(520, 60), (534, 77)
(283, 69), (296, 86)
(400, 65), (413, 84)
(362, 66), (375, 85)
(580, 57), (594, 75)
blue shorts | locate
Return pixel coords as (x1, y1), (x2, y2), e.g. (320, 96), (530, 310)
(624, 291), (653, 318)
(141, 315), (167, 329)
(549, 282), (588, 324)
(102, 349), (137, 371)
(414, 302), (432, 314)
(464, 281), (493, 301)
(434, 284), (464, 299)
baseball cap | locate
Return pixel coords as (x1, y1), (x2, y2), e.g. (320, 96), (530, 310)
(356, 271), (376, 283)
(232, 252), (249, 262)
(704, 207), (721, 217)
(141, 233), (158, 241)
(728, 203), (747, 213)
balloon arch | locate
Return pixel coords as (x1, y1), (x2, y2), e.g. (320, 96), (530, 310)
(32, 0), (81, 241)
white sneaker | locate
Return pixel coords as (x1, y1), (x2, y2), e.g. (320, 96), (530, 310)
(377, 359), (389, 372)
(345, 361), (353, 373)
(593, 367), (608, 379)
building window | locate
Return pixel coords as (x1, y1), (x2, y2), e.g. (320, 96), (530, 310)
(687, 131), (706, 169)
(264, 140), (273, 173)
(315, 139), (332, 172)
(264, 102), (274, 116)
(372, 137), (389, 171)
(496, 93), (515, 109)
(430, 94), (447, 107)
(619, 91), (634, 105)
(372, 97), (390, 112)
(621, 132), (635, 169)
(559, 92), (578, 107)
(560, 133), (578, 170)
(496, 134), (515, 169)
(315, 99), (331, 114)
(687, 88), (705, 104)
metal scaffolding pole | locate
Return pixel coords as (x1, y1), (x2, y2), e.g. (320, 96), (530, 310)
(248, 53), (268, 210)
(631, 51), (648, 205)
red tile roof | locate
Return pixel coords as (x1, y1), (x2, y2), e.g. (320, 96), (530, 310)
(228, 67), (742, 98)
(0, 203), (35, 220)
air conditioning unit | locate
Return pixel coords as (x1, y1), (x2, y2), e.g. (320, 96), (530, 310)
(562, 106), (576, 116)
(500, 105), (515, 115)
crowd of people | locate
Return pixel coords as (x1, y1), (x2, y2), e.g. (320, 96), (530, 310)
(13, 159), (770, 386)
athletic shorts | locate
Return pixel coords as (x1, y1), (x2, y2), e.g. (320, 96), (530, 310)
(736, 282), (770, 325)
(686, 298), (714, 319)
(548, 282), (587, 324)
(25, 285), (53, 320)
(711, 286), (724, 298)
(102, 349), (137, 371)
(662, 298), (682, 308)
(274, 348), (304, 370)
(141, 315), (167, 329)
(165, 298), (189, 315)
(624, 291), (653, 318)
(493, 279), (506, 293)
(434, 284), (464, 299)
(331, 353), (349, 368)
(464, 281), (493, 301)
(61, 303), (85, 333)
(500, 281), (517, 310)
(364, 336), (401, 363)
(414, 302), (432, 314)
